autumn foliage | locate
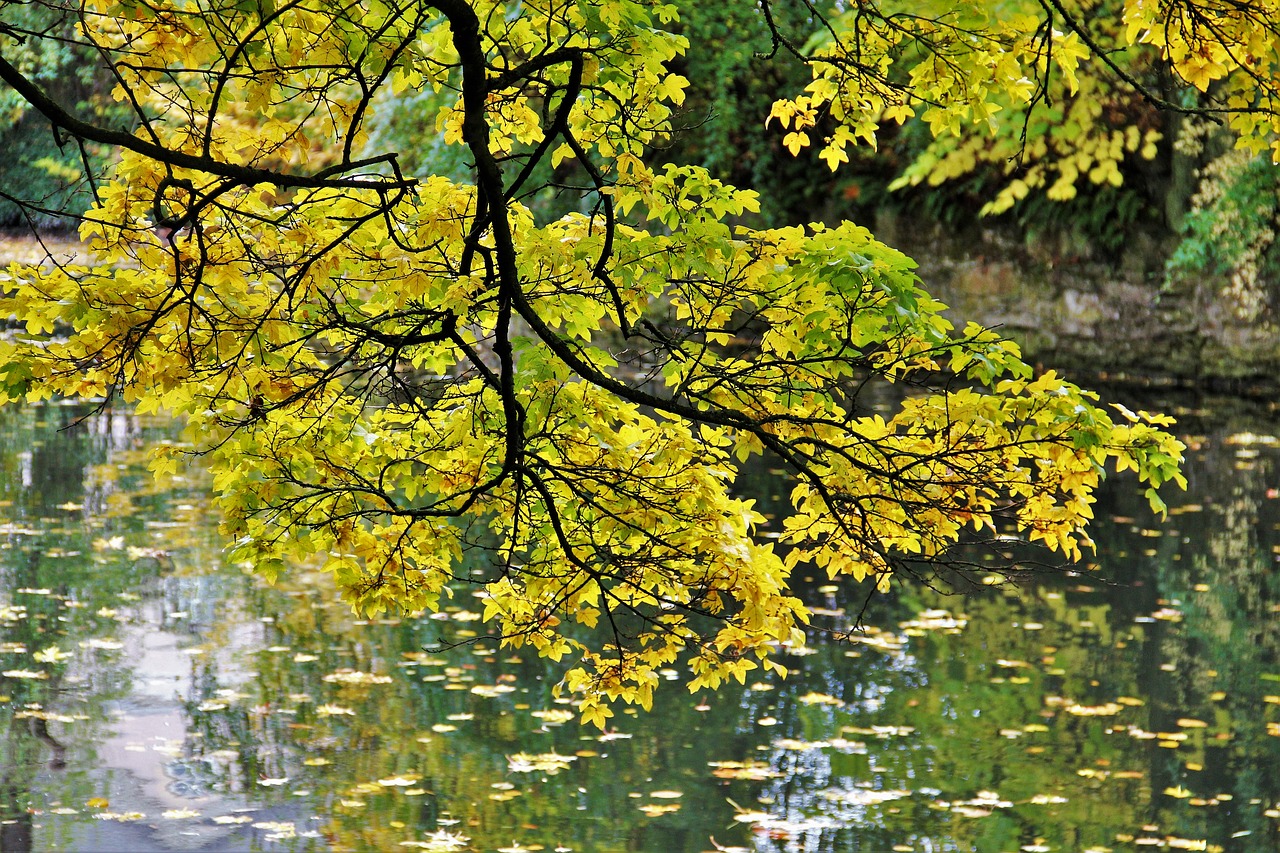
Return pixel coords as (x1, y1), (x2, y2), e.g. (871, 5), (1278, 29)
(4, 0), (1259, 723)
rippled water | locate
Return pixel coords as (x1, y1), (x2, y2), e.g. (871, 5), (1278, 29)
(2, 399), (1280, 852)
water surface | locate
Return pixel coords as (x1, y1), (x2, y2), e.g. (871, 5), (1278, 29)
(2, 400), (1280, 852)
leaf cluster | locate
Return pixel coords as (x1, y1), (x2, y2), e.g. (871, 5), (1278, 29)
(0, 0), (1190, 721)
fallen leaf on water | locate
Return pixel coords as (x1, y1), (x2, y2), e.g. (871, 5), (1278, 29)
(162, 808), (200, 819)
(597, 730), (632, 742)
(396, 829), (470, 850)
(378, 776), (420, 787)
(900, 609), (967, 633)
(253, 820), (296, 837)
(639, 803), (681, 816)
(818, 787), (908, 805)
(950, 806), (992, 818)
(709, 761), (784, 781)
(489, 788), (522, 802)
(471, 684), (516, 697)
(530, 709), (575, 725)
(1064, 702), (1123, 716)
(32, 646), (71, 663)
(508, 752), (577, 774)
(323, 670), (393, 685)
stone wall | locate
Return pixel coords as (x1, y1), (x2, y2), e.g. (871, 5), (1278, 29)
(891, 227), (1280, 392)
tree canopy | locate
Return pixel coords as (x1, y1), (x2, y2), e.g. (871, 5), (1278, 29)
(0, 0), (1236, 723)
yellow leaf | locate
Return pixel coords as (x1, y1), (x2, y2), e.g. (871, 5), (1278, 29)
(783, 131), (810, 156)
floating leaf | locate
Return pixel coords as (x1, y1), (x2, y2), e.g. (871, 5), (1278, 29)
(253, 820), (297, 837)
(378, 776), (420, 787)
(1064, 702), (1123, 716)
(397, 830), (470, 850)
(32, 645), (70, 663)
(709, 761), (785, 780)
(1027, 794), (1069, 805)
(162, 808), (200, 819)
(322, 669), (393, 685)
(508, 752), (577, 775)
(819, 787), (909, 805)
(471, 683), (517, 697)
(639, 803), (681, 816)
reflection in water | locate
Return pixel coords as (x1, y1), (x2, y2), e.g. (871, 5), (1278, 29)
(1, 402), (1280, 851)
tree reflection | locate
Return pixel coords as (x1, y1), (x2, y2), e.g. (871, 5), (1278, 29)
(5, 402), (1280, 852)
(0, 405), (220, 852)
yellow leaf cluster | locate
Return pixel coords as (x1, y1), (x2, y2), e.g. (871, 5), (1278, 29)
(0, 0), (1189, 726)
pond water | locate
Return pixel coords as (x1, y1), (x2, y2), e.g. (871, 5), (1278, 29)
(2, 398), (1280, 853)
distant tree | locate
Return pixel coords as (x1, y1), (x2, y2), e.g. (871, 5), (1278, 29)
(0, 2), (118, 226)
(768, 0), (1280, 213)
(0, 0), (1204, 723)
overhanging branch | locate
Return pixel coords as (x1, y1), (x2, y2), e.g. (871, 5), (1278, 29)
(0, 51), (417, 192)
